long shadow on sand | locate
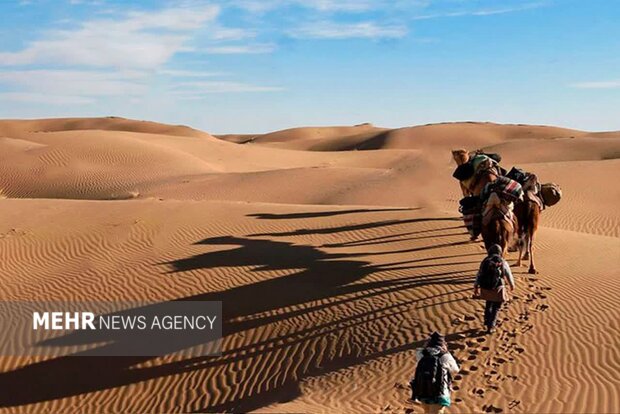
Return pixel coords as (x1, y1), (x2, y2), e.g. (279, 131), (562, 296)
(248, 207), (417, 220)
(251, 216), (462, 237)
(0, 217), (480, 412)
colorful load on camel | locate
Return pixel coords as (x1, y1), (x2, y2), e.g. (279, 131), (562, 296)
(481, 176), (523, 204)
(507, 166), (562, 208)
(452, 153), (501, 183)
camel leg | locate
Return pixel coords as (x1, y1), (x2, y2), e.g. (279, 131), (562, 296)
(522, 234), (530, 260)
(528, 232), (536, 274)
(460, 182), (469, 197)
(516, 235), (524, 267)
(502, 226), (510, 257)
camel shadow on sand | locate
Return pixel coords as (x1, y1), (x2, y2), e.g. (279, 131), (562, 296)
(0, 215), (482, 412)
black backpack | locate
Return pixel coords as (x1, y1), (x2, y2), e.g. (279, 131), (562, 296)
(506, 167), (528, 184)
(410, 349), (445, 400)
(452, 162), (475, 181)
(459, 195), (480, 213)
(479, 255), (504, 290)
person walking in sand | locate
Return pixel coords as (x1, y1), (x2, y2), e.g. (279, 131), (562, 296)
(473, 244), (516, 334)
(410, 332), (460, 414)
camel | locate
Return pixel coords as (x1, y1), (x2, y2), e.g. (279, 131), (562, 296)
(514, 175), (542, 274)
(452, 149), (502, 241)
(480, 192), (517, 255)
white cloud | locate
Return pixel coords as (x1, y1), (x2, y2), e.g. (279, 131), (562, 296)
(204, 43), (277, 54)
(174, 81), (283, 94)
(210, 27), (257, 41)
(412, 2), (546, 20)
(0, 5), (220, 69)
(158, 69), (227, 77)
(0, 70), (146, 96)
(570, 80), (620, 89)
(290, 21), (407, 39)
(0, 92), (95, 104)
(68, 0), (105, 5)
(232, 0), (385, 13)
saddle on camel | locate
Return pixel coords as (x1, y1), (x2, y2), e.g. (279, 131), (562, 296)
(451, 148), (562, 273)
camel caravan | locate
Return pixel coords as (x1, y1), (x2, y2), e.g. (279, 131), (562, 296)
(451, 149), (562, 274)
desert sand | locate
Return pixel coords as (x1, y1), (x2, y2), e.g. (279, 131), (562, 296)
(0, 117), (619, 413)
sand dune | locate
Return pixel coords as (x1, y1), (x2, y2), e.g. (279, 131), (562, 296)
(0, 117), (618, 413)
(214, 122), (617, 153)
(0, 116), (211, 139)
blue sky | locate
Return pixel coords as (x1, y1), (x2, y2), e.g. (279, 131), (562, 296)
(0, 0), (618, 133)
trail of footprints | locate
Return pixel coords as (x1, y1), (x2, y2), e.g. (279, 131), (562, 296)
(449, 274), (551, 413)
(397, 274), (550, 413)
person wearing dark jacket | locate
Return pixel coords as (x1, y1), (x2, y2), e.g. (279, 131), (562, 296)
(411, 332), (460, 413)
(473, 244), (515, 334)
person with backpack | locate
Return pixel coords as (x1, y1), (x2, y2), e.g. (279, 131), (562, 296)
(473, 244), (516, 334)
(410, 332), (460, 413)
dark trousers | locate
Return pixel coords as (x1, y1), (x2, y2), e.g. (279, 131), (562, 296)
(484, 301), (502, 328)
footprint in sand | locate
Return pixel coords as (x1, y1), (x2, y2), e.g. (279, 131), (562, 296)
(482, 404), (504, 413)
(469, 365), (479, 372)
(484, 369), (499, 379)
(482, 346), (490, 351)
(472, 388), (485, 397)
(508, 400), (521, 408)
(515, 346), (525, 354)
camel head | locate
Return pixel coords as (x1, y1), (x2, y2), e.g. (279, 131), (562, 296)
(451, 149), (469, 165)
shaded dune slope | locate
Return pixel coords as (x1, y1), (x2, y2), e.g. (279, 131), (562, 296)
(216, 122), (620, 153)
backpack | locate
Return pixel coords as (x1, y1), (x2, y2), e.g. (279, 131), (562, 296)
(479, 256), (504, 290)
(452, 162), (475, 181)
(459, 195), (480, 213)
(410, 349), (446, 400)
(540, 183), (562, 207)
(506, 167), (528, 184)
